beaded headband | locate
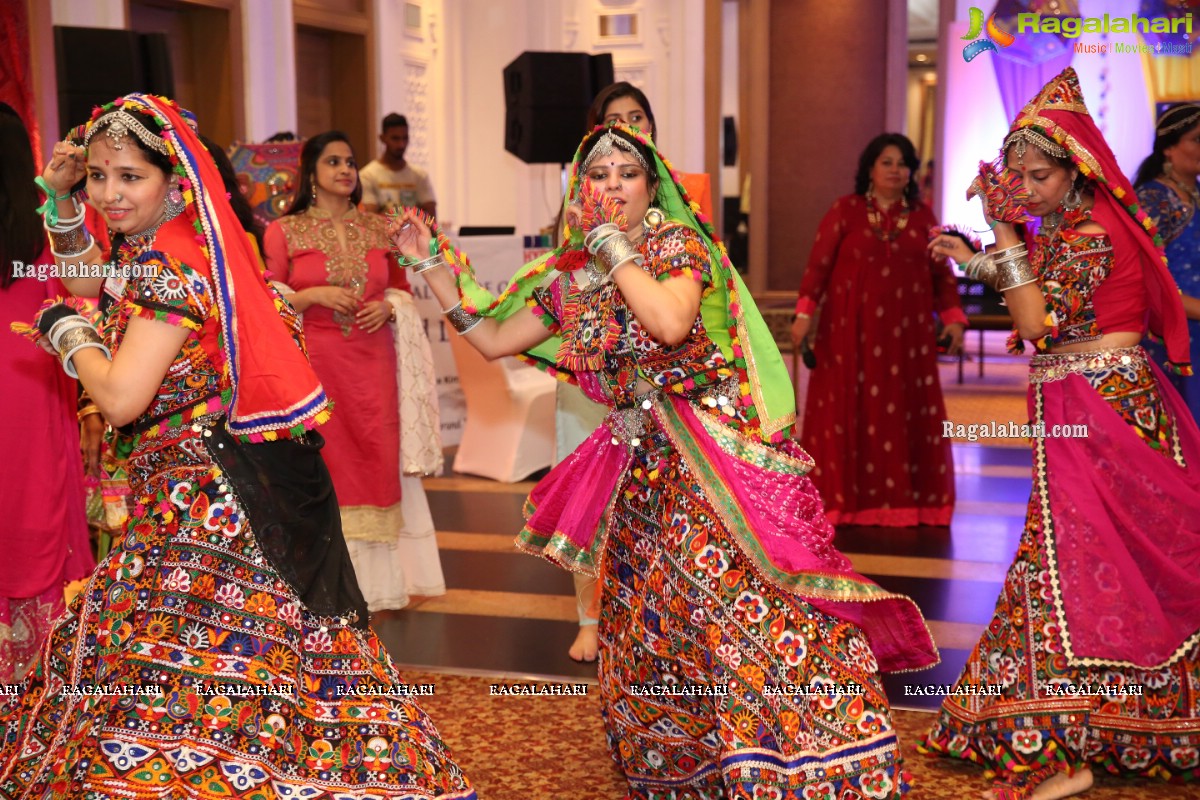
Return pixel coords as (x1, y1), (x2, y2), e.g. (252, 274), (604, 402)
(1157, 105), (1200, 136)
(83, 109), (170, 155)
(1003, 127), (1068, 164)
(581, 130), (650, 174)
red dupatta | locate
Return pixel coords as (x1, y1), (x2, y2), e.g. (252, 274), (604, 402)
(84, 95), (330, 439)
(1008, 68), (1192, 375)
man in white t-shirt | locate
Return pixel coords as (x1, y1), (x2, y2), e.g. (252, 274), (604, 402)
(359, 113), (437, 217)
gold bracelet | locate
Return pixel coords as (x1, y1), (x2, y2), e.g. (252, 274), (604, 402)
(77, 404), (101, 422)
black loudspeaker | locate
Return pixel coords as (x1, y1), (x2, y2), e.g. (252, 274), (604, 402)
(503, 51), (614, 164)
(139, 33), (175, 97)
(723, 116), (738, 167)
(55, 27), (174, 133)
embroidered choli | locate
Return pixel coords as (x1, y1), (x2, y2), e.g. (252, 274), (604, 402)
(1010, 206), (1136, 353)
(102, 227), (304, 445)
(529, 223), (745, 424)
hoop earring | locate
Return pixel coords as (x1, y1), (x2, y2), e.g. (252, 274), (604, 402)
(1062, 186), (1082, 211)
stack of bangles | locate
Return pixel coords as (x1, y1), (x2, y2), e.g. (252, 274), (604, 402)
(584, 223), (643, 276)
(397, 241), (483, 335)
(47, 315), (111, 378)
(963, 242), (1037, 291)
(37, 183), (94, 260)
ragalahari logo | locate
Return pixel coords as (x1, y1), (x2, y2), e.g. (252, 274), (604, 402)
(962, 7), (1015, 61)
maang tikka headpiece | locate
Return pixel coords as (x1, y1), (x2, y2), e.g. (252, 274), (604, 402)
(1003, 127), (1068, 166)
(83, 109), (171, 156)
(581, 130), (650, 173)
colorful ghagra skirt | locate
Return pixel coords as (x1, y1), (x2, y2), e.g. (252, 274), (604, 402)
(921, 347), (1200, 794)
(0, 417), (474, 799)
(520, 393), (939, 799)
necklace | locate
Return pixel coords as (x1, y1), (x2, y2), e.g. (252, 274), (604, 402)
(1163, 174), (1200, 207)
(865, 190), (909, 242)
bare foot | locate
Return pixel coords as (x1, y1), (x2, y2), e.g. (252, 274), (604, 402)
(569, 624), (599, 662)
(981, 768), (1094, 800)
(1030, 768), (1092, 800)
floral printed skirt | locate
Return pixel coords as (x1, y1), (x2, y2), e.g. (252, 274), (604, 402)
(0, 421), (474, 799)
(920, 351), (1200, 795)
(598, 440), (911, 799)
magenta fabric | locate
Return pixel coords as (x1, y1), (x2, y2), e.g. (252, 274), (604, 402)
(0, 260), (95, 601)
(673, 400), (938, 673)
(522, 395), (938, 674)
(1039, 363), (1200, 668)
(524, 425), (634, 559)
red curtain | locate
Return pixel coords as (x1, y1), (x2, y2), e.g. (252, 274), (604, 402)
(0, 0), (41, 162)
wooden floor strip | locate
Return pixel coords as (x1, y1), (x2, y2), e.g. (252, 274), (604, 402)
(437, 531), (1012, 579)
(925, 619), (987, 651)
(406, 589), (578, 622)
(424, 476), (536, 494)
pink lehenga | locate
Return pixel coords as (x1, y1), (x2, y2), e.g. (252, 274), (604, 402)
(920, 68), (1200, 797)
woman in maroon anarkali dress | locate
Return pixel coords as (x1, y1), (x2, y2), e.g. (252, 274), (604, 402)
(792, 134), (966, 526)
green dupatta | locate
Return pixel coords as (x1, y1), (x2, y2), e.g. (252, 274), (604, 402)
(440, 125), (796, 441)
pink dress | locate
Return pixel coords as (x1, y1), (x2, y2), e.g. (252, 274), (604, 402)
(0, 248), (95, 681)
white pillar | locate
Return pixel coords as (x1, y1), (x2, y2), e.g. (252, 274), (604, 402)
(241, 0), (297, 142)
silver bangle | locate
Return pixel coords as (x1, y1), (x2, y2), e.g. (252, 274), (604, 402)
(62, 341), (112, 378)
(585, 222), (621, 253)
(594, 232), (643, 275)
(48, 316), (94, 351)
(992, 244), (1028, 266)
(994, 254), (1038, 291)
(48, 225), (94, 260)
(963, 251), (997, 285)
(409, 253), (446, 274)
(443, 301), (483, 335)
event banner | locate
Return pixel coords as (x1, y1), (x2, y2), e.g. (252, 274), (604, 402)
(409, 234), (551, 447)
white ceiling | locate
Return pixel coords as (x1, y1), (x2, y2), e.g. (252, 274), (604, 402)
(909, 0), (940, 42)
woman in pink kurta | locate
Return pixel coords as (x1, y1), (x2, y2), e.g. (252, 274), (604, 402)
(1, 255), (95, 681)
(1, 104), (94, 681)
(791, 134), (967, 526)
(264, 131), (443, 612)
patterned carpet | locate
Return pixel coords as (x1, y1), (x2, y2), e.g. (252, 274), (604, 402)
(405, 670), (1194, 800)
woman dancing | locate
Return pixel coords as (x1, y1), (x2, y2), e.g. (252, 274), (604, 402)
(924, 68), (1200, 800)
(391, 124), (938, 798)
(2, 94), (473, 798)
